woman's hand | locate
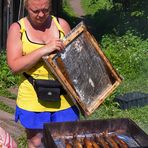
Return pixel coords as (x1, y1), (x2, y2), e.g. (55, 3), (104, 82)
(43, 38), (65, 55)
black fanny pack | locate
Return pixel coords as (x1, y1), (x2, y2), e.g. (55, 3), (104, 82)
(23, 72), (65, 101)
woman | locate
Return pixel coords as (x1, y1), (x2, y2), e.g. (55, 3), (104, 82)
(6, 0), (79, 147)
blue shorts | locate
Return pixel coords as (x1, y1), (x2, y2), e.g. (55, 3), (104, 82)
(15, 105), (79, 129)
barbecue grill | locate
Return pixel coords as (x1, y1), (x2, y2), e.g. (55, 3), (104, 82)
(43, 118), (148, 148)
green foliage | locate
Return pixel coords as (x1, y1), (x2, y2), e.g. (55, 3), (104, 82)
(82, 0), (113, 15)
(17, 136), (27, 148)
(0, 1), (147, 146)
(0, 51), (20, 89)
(131, 10), (144, 17)
(62, 0), (81, 28)
(101, 32), (148, 79)
(63, 0), (76, 16)
(100, 32), (148, 93)
(82, 0), (148, 40)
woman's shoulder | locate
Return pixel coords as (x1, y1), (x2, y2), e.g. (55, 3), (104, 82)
(57, 17), (71, 34)
(9, 17), (26, 32)
(8, 22), (21, 33)
(7, 18), (26, 39)
(58, 17), (69, 25)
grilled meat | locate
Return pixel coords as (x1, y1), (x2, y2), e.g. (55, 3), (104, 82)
(66, 142), (73, 148)
(91, 140), (100, 148)
(103, 135), (119, 148)
(83, 137), (93, 148)
(95, 135), (110, 148)
(73, 138), (83, 148)
(111, 134), (128, 148)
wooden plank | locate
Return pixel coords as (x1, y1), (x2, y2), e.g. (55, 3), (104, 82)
(6, 0), (10, 33)
(43, 22), (122, 116)
(0, 0), (2, 50)
(2, 0), (8, 49)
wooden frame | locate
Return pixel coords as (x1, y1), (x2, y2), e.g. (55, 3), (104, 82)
(43, 22), (122, 116)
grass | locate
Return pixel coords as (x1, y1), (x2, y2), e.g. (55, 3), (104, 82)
(0, 0), (147, 146)
(0, 88), (17, 99)
(0, 101), (15, 114)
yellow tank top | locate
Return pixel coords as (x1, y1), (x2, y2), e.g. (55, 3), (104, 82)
(17, 16), (74, 112)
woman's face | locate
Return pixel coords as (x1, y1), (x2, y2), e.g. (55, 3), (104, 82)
(26, 0), (51, 26)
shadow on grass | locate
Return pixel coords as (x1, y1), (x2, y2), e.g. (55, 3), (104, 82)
(62, 0), (148, 40)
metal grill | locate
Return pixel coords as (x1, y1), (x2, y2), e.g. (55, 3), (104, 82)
(43, 118), (148, 148)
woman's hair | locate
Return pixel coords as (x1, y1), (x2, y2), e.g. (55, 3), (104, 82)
(24, 0), (52, 8)
(23, 0), (61, 16)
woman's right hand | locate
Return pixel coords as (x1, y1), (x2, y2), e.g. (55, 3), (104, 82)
(43, 38), (65, 55)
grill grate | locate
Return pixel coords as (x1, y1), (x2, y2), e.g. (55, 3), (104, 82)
(43, 118), (148, 148)
(54, 132), (139, 148)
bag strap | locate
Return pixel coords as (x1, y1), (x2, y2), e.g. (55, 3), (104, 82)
(23, 72), (35, 85)
(23, 72), (67, 94)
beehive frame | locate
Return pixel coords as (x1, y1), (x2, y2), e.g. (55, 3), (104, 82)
(43, 22), (122, 116)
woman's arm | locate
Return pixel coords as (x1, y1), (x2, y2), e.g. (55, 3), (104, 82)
(6, 22), (64, 74)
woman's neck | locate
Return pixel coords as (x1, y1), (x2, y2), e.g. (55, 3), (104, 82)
(27, 16), (52, 31)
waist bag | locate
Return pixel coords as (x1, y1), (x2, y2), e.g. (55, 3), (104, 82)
(23, 72), (65, 101)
